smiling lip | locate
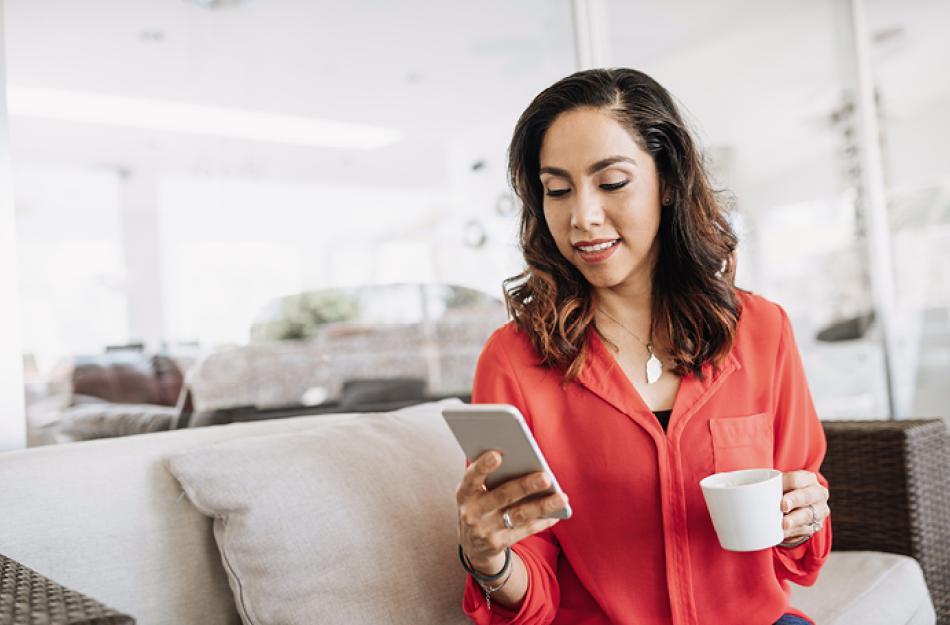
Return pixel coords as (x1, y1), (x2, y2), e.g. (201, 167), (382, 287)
(573, 238), (621, 264)
(573, 238), (618, 247)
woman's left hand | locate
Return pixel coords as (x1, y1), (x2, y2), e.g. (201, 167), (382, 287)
(781, 471), (830, 542)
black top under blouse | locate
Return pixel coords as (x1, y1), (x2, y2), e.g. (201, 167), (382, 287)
(653, 409), (672, 432)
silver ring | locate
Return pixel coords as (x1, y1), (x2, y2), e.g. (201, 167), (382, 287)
(807, 504), (817, 525)
(502, 510), (515, 530)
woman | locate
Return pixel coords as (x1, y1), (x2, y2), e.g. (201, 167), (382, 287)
(455, 68), (831, 625)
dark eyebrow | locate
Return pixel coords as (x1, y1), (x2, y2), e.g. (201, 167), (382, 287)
(539, 156), (638, 179)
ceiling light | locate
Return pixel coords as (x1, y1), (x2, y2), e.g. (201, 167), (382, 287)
(6, 86), (403, 150)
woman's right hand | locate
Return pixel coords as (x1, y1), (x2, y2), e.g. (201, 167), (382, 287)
(456, 450), (569, 574)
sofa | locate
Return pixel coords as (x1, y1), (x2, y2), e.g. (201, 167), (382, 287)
(0, 400), (944, 625)
(26, 351), (186, 447)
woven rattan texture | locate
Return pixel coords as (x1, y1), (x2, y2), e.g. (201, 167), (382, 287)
(0, 555), (135, 625)
(822, 419), (950, 625)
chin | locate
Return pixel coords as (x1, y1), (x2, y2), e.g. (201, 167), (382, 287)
(577, 268), (628, 289)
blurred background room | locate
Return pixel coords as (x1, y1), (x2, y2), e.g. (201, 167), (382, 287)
(0, 0), (948, 449)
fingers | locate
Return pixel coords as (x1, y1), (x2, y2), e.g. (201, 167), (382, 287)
(456, 451), (502, 502)
(779, 473), (830, 539)
(457, 449), (556, 517)
(458, 490), (566, 563)
(782, 470), (818, 493)
(782, 501), (831, 538)
(781, 503), (820, 529)
(456, 450), (567, 562)
(781, 483), (828, 514)
(481, 471), (553, 515)
(502, 491), (570, 530)
(493, 493), (566, 546)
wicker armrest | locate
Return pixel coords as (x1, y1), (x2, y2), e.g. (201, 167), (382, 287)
(821, 418), (950, 624)
(0, 554), (135, 625)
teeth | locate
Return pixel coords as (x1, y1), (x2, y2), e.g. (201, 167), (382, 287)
(578, 240), (618, 252)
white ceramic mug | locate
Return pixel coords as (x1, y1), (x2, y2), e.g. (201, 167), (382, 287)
(699, 468), (784, 552)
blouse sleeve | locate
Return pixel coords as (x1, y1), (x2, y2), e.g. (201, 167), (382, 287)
(462, 328), (562, 625)
(770, 307), (832, 586)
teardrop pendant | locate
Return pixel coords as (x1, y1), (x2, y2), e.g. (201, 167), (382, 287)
(645, 348), (663, 384)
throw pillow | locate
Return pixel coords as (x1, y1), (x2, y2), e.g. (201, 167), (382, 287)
(165, 401), (470, 625)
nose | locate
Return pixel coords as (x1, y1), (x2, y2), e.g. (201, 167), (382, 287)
(570, 186), (605, 231)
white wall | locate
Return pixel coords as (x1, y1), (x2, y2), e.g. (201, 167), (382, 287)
(0, 2), (26, 450)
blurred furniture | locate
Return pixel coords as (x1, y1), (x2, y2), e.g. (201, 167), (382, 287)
(27, 351), (185, 446)
(1, 408), (945, 625)
(24, 283), (504, 440)
(71, 351), (182, 407)
(177, 375), (470, 428)
(793, 419), (950, 624)
(178, 282), (504, 427)
(816, 311), (875, 342)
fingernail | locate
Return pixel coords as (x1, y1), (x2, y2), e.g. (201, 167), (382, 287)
(534, 475), (549, 488)
(782, 499), (790, 512)
(486, 453), (499, 468)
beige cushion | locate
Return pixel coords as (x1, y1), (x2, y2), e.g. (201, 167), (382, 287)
(57, 402), (178, 440)
(791, 551), (935, 625)
(1, 410), (370, 625)
(165, 400), (470, 625)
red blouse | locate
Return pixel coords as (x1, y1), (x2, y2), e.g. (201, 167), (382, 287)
(462, 291), (831, 625)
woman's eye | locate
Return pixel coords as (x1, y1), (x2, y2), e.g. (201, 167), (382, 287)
(601, 180), (630, 191)
(545, 188), (570, 198)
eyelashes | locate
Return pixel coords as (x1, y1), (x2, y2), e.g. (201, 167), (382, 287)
(544, 179), (630, 198)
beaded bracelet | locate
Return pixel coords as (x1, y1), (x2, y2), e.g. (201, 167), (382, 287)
(458, 545), (513, 609)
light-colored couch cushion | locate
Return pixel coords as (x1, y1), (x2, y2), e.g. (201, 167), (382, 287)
(165, 400), (470, 625)
(0, 411), (370, 625)
(791, 551), (936, 625)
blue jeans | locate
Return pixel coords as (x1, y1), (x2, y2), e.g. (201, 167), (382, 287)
(773, 615), (810, 625)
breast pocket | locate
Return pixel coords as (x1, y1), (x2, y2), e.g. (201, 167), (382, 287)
(709, 412), (774, 473)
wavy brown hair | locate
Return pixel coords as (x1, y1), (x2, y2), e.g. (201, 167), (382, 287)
(504, 68), (741, 381)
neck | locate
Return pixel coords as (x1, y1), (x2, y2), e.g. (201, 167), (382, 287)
(595, 292), (653, 349)
(592, 243), (660, 342)
(594, 268), (652, 323)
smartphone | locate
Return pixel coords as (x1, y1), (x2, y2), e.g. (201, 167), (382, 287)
(441, 404), (572, 519)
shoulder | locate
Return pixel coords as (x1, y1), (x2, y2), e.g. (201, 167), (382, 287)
(736, 289), (789, 337)
(479, 321), (541, 368)
(732, 289), (794, 362)
(472, 322), (551, 409)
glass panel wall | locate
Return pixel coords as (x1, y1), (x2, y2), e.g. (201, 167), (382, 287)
(7, 0), (946, 444)
(606, 0), (949, 419)
(864, 0), (950, 418)
(5, 0), (577, 443)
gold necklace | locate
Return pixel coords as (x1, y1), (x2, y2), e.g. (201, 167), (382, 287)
(598, 308), (664, 384)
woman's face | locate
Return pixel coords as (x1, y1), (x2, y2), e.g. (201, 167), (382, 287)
(539, 106), (664, 292)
